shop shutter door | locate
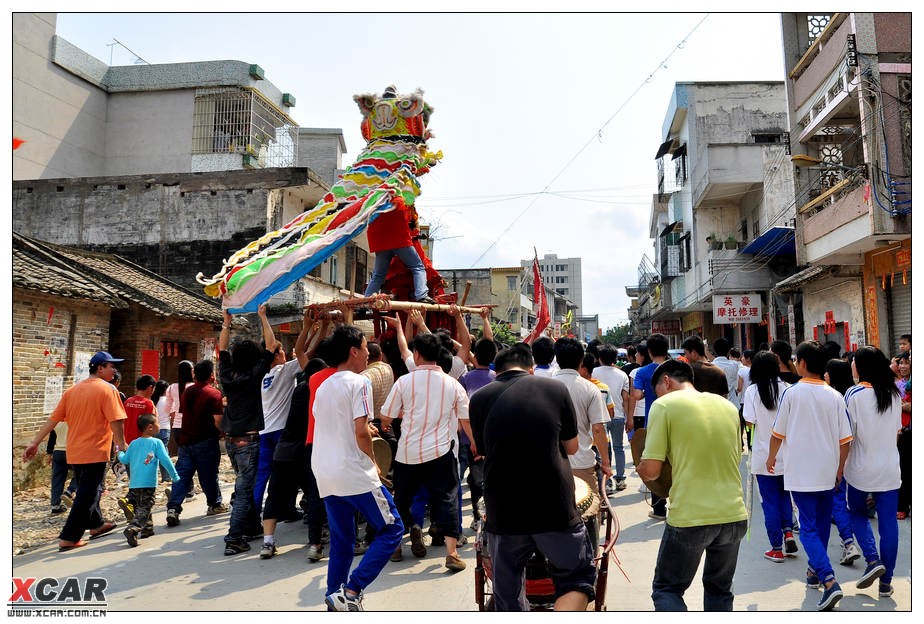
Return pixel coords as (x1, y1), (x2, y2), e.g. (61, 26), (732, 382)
(888, 272), (912, 353)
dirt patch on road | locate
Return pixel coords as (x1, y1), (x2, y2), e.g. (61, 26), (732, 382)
(12, 456), (236, 555)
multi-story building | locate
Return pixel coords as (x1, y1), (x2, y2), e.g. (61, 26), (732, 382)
(633, 81), (797, 350)
(521, 253), (583, 316)
(778, 13), (911, 352)
(13, 13), (364, 316)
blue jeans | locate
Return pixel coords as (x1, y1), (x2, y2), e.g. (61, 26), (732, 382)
(651, 520), (748, 611)
(791, 490), (835, 584)
(363, 245), (428, 301)
(157, 430), (171, 482)
(167, 438), (223, 513)
(324, 486), (404, 597)
(50, 450), (77, 506)
(755, 474), (794, 550)
(225, 437), (261, 542)
(605, 417), (626, 480)
(847, 485), (899, 584)
(254, 429), (283, 511)
(831, 479), (855, 545)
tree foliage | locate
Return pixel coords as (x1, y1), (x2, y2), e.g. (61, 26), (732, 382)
(601, 322), (632, 345)
(490, 321), (520, 347)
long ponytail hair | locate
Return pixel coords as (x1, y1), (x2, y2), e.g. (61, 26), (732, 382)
(853, 346), (900, 413)
(177, 360), (194, 396)
(750, 351), (782, 411)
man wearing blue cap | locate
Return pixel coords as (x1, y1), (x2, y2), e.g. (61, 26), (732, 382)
(23, 351), (128, 550)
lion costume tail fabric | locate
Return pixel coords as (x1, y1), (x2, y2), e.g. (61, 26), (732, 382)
(196, 86), (443, 313)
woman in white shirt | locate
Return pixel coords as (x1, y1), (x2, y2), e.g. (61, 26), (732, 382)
(152, 379), (171, 481)
(165, 360), (195, 461)
(843, 347), (902, 598)
(742, 351), (795, 562)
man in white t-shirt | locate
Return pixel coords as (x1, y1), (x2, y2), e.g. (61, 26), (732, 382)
(710, 338), (742, 408)
(380, 330), (471, 573)
(767, 340), (853, 612)
(311, 325), (404, 612)
(592, 345), (630, 492)
(551, 338), (612, 492)
(532, 336), (559, 377)
(254, 314), (310, 514)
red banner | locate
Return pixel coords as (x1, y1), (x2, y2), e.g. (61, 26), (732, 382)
(524, 253), (550, 344)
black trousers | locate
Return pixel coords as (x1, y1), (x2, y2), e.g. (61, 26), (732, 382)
(393, 451), (460, 539)
(59, 462), (106, 542)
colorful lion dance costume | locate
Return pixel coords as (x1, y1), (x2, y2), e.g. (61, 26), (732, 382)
(197, 85), (443, 313)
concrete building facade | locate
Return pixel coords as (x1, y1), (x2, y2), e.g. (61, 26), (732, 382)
(779, 13), (911, 353)
(14, 13), (348, 184)
(631, 81), (797, 350)
(521, 254), (583, 316)
(13, 12), (366, 315)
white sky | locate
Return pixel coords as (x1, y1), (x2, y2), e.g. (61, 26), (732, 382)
(53, 9), (788, 331)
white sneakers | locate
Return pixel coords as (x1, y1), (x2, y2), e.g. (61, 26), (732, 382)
(326, 585), (363, 611)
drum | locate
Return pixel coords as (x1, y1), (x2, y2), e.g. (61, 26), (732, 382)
(574, 476), (600, 522)
(372, 436), (393, 489)
(628, 429), (673, 499)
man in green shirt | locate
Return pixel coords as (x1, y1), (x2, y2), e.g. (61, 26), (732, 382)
(638, 359), (748, 611)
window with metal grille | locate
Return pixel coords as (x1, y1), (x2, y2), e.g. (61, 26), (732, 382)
(807, 15), (832, 45)
(192, 87), (298, 167)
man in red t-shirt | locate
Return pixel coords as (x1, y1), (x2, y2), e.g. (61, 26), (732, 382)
(362, 203), (434, 303)
(303, 363), (337, 562)
(123, 375), (157, 446)
(117, 375), (158, 521)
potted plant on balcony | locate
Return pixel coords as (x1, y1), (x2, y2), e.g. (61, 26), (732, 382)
(708, 233), (723, 250)
(725, 234), (738, 250)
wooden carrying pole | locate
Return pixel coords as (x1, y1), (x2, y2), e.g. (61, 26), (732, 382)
(308, 294), (392, 312)
(372, 299), (494, 315)
(459, 281), (472, 306)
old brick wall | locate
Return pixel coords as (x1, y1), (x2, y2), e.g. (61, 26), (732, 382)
(12, 178), (271, 292)
(12, 290), (114, 490)
(110, 306), (220, 383)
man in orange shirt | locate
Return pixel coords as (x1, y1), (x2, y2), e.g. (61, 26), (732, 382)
(23, 351), (128, 550)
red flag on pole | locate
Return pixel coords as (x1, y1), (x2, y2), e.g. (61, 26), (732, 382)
(524, 251), (550, 344)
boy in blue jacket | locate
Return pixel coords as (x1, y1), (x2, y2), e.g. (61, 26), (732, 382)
(118, 413), (180, 546)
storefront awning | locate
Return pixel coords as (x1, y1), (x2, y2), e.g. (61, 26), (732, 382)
(773, 265), (831, 292)
(654, 139), (674, 160)
(740, 226), (795, 256)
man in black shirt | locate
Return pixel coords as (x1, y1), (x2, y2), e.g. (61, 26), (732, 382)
(469, 344), (596, 611)
(218, 304), (276, 556)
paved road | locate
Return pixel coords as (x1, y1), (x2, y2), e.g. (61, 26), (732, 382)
(10, 455), (911, 613)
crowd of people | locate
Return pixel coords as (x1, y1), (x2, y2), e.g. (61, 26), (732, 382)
(22, 302), (911, 611)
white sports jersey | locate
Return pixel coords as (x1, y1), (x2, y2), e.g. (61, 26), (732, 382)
(771, 378), (852, 492)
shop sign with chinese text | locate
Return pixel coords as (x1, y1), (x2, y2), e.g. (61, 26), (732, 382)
(712, 294), (762, 324)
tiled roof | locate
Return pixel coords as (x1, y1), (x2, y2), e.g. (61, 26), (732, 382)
(13, 232), (224, 323)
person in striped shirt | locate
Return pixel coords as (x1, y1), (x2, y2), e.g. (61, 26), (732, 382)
(380, 331), (471, 572)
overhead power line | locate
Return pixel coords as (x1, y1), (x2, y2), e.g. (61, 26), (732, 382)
(466, 13), (711, 268)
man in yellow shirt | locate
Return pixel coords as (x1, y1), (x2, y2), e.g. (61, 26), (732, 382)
(638, 359), (748, 611)
(23, 351), (128, 550)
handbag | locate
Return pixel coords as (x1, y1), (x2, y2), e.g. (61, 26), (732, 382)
(629, 428), (673, 499)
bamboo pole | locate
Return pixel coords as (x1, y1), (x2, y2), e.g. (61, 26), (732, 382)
(372, 299), (495, 315)
(459, 281), (472, 306)
(307, 294), (392, 313)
